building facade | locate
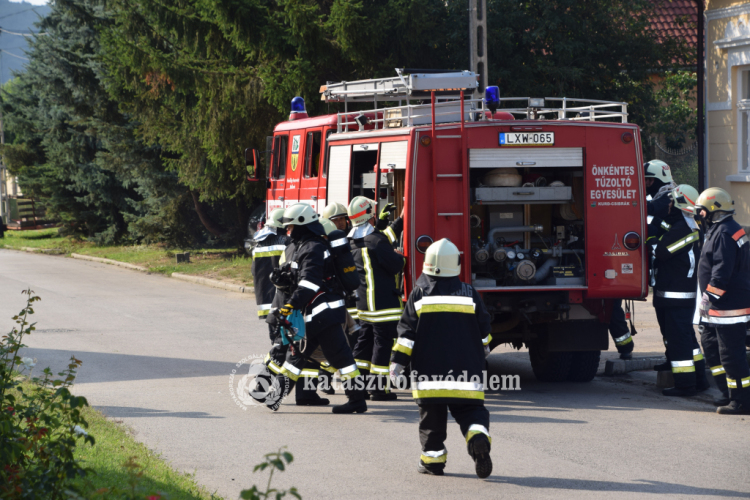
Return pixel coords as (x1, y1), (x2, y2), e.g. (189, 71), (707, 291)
(707, 0), (750, 225)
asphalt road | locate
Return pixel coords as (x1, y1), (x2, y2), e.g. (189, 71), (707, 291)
(1, 249), (749, 499)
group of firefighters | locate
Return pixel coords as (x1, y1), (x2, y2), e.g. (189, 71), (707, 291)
(247, 159), (750, 478)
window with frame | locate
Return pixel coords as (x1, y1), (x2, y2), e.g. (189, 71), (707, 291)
(304, 131), (322, 178)
(272, 135), (287, 179)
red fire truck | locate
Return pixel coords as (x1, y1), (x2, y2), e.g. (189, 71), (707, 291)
(245, 69), (647, 383)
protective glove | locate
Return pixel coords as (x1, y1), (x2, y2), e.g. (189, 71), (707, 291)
(389, 362), (404, 384)
(484, 346), (491, 358)
(278, 303), (294, 316)
(699, 293), (710, 315)
(379, 203), (397, 220)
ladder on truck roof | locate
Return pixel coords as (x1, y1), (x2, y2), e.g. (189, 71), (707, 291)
(321, 69), (628, 132)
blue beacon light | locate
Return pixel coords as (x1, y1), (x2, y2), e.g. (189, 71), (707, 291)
(291, 96), (306, 113)
(485, 86), (500, 114)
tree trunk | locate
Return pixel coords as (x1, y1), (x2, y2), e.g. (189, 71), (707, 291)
(190, 191), (225, 237)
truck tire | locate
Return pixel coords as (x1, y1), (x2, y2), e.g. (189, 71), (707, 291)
(566, 351), (601, 382)
(529, 340), (573, 382)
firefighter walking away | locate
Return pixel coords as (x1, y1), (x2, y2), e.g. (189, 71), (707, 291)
(390, 239), (493, 478)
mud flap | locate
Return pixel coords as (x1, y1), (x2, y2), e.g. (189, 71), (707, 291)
(545, 320), (609, 352)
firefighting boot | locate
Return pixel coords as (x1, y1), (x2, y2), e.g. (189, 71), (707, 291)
(717, 387), (750, 415)
(332, 376), (368, 414)
(662, 369), (697, 397)
(370, 375), (398, 401)
(295, 376), (330, 406)
(467, 434), (493, 479)
(653, 361), (671, 372)
(417, 459), (445, 476)
(711, 366), (730, 406)
(694, 359), (710, 392)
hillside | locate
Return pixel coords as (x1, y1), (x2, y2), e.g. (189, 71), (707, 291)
(0, 0), (51, 84)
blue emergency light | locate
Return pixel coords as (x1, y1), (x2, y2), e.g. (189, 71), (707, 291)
(485, 86), (500, 114)
(291, 96), (306, 113)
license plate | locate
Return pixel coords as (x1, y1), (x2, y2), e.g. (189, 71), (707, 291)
(499, 132), (554, 146)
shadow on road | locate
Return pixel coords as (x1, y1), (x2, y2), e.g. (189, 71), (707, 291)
(441, 474), (750, 497)
(20, 347), (239, 383)
(95, 406), (223, 419)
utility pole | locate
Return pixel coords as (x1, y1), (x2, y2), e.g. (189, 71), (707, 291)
(697, 0), (705, 191)
(469, 0), (488, 97)
(0, 102), (6, 223)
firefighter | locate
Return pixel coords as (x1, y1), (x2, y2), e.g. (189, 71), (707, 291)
(251, 208), (290, 341)
(390, 238), (493, 478)
(644, 159), (676, 218)
(258, 203), (368, 413)
(321, 202), (351, 232)
(652, 185), (709, 396)
(694, 188), (750, 414)
(348, 196), (405, 400)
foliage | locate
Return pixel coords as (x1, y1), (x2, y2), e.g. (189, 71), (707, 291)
(2, 0), (694, 247)
(0, 289), (94, 499)
(652, 71), (698, 149)
(240, 448), (299, 500)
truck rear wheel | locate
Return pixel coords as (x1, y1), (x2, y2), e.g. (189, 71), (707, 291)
(529, 340), (573, 382)
(566, 351), (601, 382)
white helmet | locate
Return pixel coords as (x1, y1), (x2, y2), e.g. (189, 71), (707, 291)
(644, 160), (673, 184)
(348, 196), (375, 227)
(423, 238), (461, 277)
(670, 184), (699, 214)
(321, 202), (348, 220)
(320, 218), (337, 235)
(281, 203), (320, 226)
(265, 208), (285, 228)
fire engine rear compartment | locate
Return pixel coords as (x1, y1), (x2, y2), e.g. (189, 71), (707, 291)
(468, 148), (586, 291)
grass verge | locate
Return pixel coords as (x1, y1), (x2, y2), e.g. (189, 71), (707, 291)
(73, 404), (220, 499)
(1, 229), (254, 287)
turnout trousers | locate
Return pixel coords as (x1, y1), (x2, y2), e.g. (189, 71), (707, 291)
(655, 307), (708, 390)
(418, 404), (490, 471)
(700, 323), (750, 402)
(351, 320), (399, 394)
(269, 324), (365, 407)
(608, 299), (634, 354)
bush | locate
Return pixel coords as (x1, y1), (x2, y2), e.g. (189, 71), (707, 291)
(0, 290), (94, 499)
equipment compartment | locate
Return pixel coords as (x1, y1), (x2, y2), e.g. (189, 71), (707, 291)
(469, 167), (585, 290)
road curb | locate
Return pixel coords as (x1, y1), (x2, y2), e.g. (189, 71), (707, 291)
(70, 253), (148, 272)
(171, 272), (254, 295)
(604, 356), (665, 376)
(19, 246), (64, 254)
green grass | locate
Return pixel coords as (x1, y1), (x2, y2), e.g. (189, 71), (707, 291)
(73, 405), (220, 499)
(1, 229), (254, 287)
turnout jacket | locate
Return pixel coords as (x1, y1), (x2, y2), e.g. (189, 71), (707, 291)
(266, 232), (346, 334)
(326, 228), (359, 315)
(698, 218), (750, 325)
(349, 223), (405, 323)
(377, 217), (403, 248)
(251, 227), (289, 318)
(392, 274), (492, 405)
(652, 212), (700, 308)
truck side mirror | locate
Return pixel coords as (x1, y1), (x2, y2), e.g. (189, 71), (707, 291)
(245, 148), (260, 182)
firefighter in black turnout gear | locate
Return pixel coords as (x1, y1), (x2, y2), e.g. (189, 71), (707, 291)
(251, 208), (289, 340)
(694, 188), (750, 414)
(348, 196), (406, 400)
(390, 239), (493, 478)
(259, 203), (367, 414)
(652, 185), (709, 396)
(645, 159), (677, 219)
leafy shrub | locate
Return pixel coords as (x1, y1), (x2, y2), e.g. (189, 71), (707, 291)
(0, 290), (94, 499)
